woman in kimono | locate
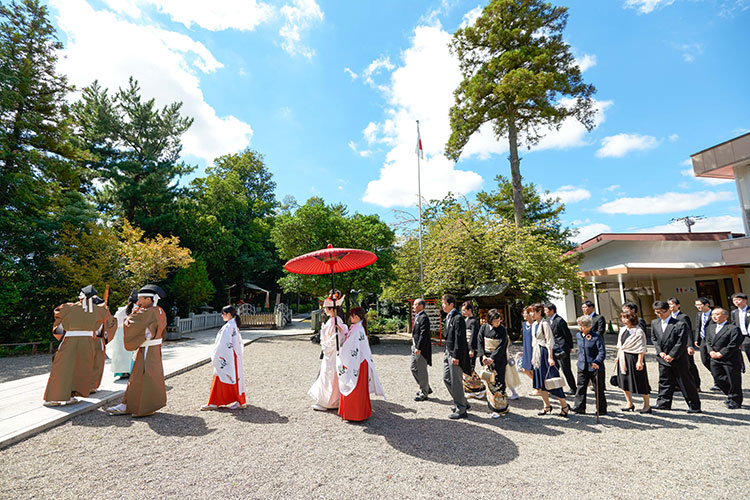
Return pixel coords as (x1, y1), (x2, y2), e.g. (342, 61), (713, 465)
(309, 291), (347, 411)
(108, 290), (138, 379)
(477, 309), (510, 418)
(337, 307), (385, 421)
(201, 305), (246, 410)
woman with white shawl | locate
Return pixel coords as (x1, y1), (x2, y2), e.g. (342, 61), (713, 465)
(201, 305), (245, 410)
(107, 290), (138, 379)
(309, 291), (348, 411)
(615, 311), (652, 414)
(337, 306), (385, 421)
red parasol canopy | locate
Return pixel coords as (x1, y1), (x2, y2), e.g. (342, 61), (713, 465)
(284, 244), (377, 275)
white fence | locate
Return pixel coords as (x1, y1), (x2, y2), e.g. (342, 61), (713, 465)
(168, 304), (293, 339)
(169, 312), (224, 339)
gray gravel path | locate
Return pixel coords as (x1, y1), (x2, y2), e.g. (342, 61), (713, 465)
(1, 336), (749, 500)
(0, 353), (52, 383)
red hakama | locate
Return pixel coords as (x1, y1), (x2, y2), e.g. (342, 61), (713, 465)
(206, 352), (246, 406)
(338, 360), (371, 421)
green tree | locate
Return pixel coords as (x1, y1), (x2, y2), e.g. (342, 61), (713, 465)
(445, 0), (596, 225)
(176, 148), (280, 306)
(0, 0), (90, 342)
(476, 175), (576, 249)
(73, 78), (194, 236)
(271, 197), (396, 312)
(171, 259), (215, 315)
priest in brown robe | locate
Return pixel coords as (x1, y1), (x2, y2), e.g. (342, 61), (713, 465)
(44, 285), (116, 406)
(107, 284), (168, 417)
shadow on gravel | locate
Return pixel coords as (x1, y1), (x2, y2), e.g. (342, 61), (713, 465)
(231, 404), (289, 425)
(140, 413), (215, 437)
(364, 401), (518, 466)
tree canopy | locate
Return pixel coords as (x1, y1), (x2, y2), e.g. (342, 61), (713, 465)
(445, 0), (596, 225)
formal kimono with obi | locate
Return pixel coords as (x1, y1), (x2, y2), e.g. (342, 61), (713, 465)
(121, 305), (167, 416)
(336, 322), (385, 421)
(309, 316), (347, 409)
(44, 301), (116, 403)
(477, 323), (510, 413)
(206, 318), (246, 407)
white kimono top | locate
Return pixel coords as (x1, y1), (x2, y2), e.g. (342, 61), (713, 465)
(336, 322), (385, 398)
(212, 318), (245, 395)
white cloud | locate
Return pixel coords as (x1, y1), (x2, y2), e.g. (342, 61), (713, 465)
(361, 10), (609, 208)
(348, 140), (371, 158)
(52, 0), (252, 163)
(543, 186), (592, 204)
(596, 133), (660, 158)
(362, 55), (395, 89)
(576, 54), (597, 72)
(680, 168), (734, 186)
(669, 133), (679, 141)
(280, 0), (324, 58)
(624, 0), (676, 14)
(460, 5), (483, 28)
(344, 67), (358, 80)
(636, 215), (744, 233)
(604, 184), (621, 192)
(673, 42), (703, 63)
(573, 222), (612, 244)
(599, 191), (733, 215)
(104, 0), (274, 31)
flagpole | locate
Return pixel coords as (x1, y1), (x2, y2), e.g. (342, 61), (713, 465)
(416, 120), (424, 299)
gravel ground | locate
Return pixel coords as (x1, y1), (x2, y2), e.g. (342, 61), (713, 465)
(2, 335), (749, 500)
(0, 353), (52, 382)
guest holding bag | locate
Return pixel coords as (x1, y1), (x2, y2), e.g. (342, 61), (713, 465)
(529, 303), (569, 416)
(615, 311), (652, 414)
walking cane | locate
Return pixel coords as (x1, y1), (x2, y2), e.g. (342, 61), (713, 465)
(595, 368), (600, 424)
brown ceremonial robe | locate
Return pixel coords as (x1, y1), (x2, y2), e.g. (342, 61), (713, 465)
(122, 306), (167, 416)
(44, 302), (116, 402)
(91, 311), (116, 393)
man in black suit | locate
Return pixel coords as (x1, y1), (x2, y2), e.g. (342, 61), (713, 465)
(461, 301), (479, 371)
(441, 294), (471, 419)
(411, 298), (432, 402)
(668, 297), (699, 390)
(651, 301), (701, 413)
(705, 308), (743, 408)
(544, 303), (576, 395)
(693, 297), (719, 391)
(730, 292), (750, 366)
(581, 300), (606, 336)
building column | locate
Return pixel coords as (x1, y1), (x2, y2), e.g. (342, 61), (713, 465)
(618, 274), (626, 306)
(591, 278), (600, 314)
(734, 164), (750, 235)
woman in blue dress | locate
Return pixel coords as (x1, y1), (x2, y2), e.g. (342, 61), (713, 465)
(529, 303), (569, 416)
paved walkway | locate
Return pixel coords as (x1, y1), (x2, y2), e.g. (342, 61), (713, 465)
(0, 319), (312, 449)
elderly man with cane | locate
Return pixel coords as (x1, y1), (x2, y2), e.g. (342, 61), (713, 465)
(571, 315), (607, 416)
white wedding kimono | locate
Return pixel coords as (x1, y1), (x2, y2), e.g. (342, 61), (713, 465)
(337, 322), (385, 397)
(308, 317), (347, 409)
(212, 318), (245, 394)
(106, 306), (132, 376)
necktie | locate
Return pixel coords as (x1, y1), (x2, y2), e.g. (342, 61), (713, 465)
(700, 312), (707, 339)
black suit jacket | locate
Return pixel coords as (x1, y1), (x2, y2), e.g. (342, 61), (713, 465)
(651, 316), (689, 366)
(444, 309), (471, 375)
(466, 316), (479, 351)
(412, 310), (432, 366)
(705, 322), (743, 365)
(591, 313), (606, 336)
(548, 314), (573, 352)
(693, 310), (713, 347)
(673, 311), (693, 340)
(731, 307), (750, 334)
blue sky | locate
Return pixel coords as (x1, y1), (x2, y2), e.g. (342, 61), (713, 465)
(46, 0), (750, 243)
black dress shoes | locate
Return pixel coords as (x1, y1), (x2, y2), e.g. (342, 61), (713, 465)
(621, 405), (635, 412)
(571, 407), (586, 415)
(725, 400), (740, 409)
(711, 385), (721, 392)
(686, 408), (702, 414)
(414, 394), (428, 402)
(638, 407), (652, 414)
(654, 404), (671, 410)
(448, 411), (467, 420)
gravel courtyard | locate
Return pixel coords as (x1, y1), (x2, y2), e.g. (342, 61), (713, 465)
(2, 334), (749, 500)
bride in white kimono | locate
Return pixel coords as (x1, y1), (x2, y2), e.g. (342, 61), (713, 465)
(309, 292), (347, 411)
(107, 290), (138, 378)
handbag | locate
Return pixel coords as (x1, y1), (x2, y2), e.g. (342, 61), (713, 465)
(544, 366), (564, 391)
(477, 363), (495, 383)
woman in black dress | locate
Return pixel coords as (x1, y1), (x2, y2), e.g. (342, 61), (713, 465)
(477, 308), (509, 418)
(616, 311), (652, 413)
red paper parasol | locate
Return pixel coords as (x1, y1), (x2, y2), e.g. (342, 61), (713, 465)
(284, 244), (377, 349)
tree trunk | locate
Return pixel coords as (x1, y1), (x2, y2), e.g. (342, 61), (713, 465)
(507, 119), (524, 225)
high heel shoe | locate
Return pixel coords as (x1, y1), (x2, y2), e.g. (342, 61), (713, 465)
(559, 404), (570, 417)
(621, 405), (635, 412)
(638, 407), (652, 414)
(537, 406), (552, 415)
